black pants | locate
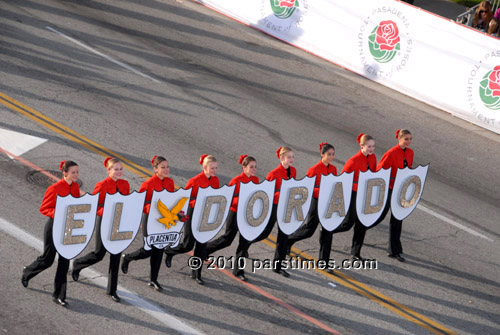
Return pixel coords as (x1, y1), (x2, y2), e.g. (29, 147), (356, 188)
(375, 189), (404, 255)
(124, 213), (164, 282)
(23, 218), (69, 300)
(206, 210), (238, 255)
(237, 204), (288, 271)
(165, 207), (207, 278)
(287, 198), (334, 262)
(72, 216), (120, 295)
(342, 191), (367, 258)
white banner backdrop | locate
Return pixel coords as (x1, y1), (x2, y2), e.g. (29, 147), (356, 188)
(196, 0), (500, 134)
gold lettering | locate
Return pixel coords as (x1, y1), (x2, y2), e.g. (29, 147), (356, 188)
(110, 203), (133, 241)
(364, 179), (386, 214)
(199, 196), (227, 232)
(399, 176), (421, 208)
(246, 191), (270, 227)
(63, 205), (90, 245)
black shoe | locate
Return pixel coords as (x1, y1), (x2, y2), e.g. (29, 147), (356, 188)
(121, 254), (130, 274)
(165, 253), (173, 268)
(148, 281), (163, 291)
(194, 277), (205, 285)
(273, 269), (290, 278)
(21, 267), (29, 288)
(71, 269), (80, 282)
(395, 254), (405, 262)
(352, 255), (365, 262)
(109, 293), (120, 303)
(235, 273), (247, 282)
(243, 250), (249, 258)
(52, 297), (68, 307)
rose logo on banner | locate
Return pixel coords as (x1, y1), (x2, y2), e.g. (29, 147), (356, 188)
(466, 51), (500, 128)
(368, 20), (401, 63)
(358, 6), (413, 78)
(260, 0), (308, 35)
(270, 0), (299, 19)
(479, 65), (500, 110)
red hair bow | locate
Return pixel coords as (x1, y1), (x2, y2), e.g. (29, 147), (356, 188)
(319, 142), (328, 152)
(276, 147), (282, 159)
(59, 161), (65, 171)
(103, 157), (113, 167)
(151, 155), (158, 166)
(200, 154), (208, 165)
(395, 129), (401, 139)
(357, 133), (365, 144)
(239, 154), (248, 165)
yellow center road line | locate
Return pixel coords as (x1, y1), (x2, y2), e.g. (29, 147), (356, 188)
(0, 92), (150, 179)
(2, 91), (456, 335)
(263, 235), (457, 335)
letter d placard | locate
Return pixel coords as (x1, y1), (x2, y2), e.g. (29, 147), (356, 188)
(53, 193), (98, 259)
(191, 185), (235, 243)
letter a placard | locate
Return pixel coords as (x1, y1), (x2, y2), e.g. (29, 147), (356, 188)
(317, 172), (353, 231)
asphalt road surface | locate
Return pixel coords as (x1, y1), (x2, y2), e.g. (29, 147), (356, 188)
(1, 1), (499, 334)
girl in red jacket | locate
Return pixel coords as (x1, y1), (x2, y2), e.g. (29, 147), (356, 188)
(341, 134), (377, 261)
(165, 154), (219, 285)
(22, 160), (80, 307)
(72, 157), (130, 303)
(287, 143), (337, 270)
(238, 147), (296, 278)
(206, 155), (259, 282)
(376, 129), (414, 262)
(121, 155), (175, 291)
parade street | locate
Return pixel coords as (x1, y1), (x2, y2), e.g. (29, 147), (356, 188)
(0, 1), (499, 334)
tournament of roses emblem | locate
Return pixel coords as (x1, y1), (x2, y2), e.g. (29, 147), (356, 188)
(368, 20), (401, 63)
(479, 65), (500, 110)
(270, 0), (299, 19)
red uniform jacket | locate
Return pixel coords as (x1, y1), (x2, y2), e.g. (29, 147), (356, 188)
(94, 176), (130, 216)
(377, 145), (414, 189)
(40, 178), (81, 219)
(307, 161), (338, 199)
(341, 151), (377, 192)
(140, 174), (175, 214)
(186, 172), (220, 208)
(229, 172), (260, 212)
(267, 164), (297, 204)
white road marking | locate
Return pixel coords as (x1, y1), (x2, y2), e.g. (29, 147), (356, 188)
(328, 283), (337, 288)
(0, 216), (204, 335)
(0, 127), (47, 159)
(417, 204), (494, 242)
(45, 26), (161, 84)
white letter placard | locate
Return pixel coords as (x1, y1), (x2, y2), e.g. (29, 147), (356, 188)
(237, 180), (276, 242)
(100, 192), (146, 255)
(391, 165), (429, 220)
(145, 188), (191, 250)
(317, 172), (354, 232)
(276, 176), (315, 235)
(191, 185), (235, 243)
(356, 169), (391, 228)
(53, 193), (98, 259)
